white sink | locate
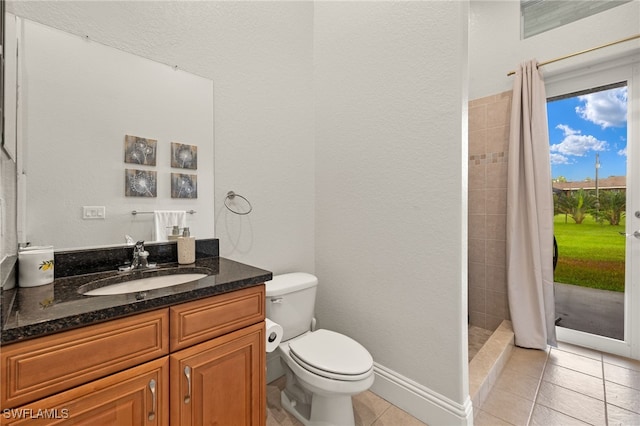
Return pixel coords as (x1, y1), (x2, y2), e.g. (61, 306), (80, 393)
(82, 273), (207, 296)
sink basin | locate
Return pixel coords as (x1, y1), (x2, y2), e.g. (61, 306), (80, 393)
(78, 272), (209, 296)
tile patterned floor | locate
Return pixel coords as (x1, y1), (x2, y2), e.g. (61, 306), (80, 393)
(476, 342), (640, 426)
(268, 338), (640, 426)
(469, 325), (495, 361)
(266, 376), (428, 426)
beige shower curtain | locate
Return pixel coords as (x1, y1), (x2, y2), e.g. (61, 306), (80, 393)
(506, 60), (557, 349)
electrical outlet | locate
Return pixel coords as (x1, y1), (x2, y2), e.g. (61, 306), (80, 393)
(82, 206), (106, 220)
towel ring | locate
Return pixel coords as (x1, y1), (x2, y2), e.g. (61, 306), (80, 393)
(224, 191), (253, 215)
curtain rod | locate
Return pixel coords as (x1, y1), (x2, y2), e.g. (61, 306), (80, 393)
(507, 33), (640, 76)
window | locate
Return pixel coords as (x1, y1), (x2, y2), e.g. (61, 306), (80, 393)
(521, 0), (632, 39)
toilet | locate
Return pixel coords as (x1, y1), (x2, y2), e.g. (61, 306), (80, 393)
(266, 272), (374, 426)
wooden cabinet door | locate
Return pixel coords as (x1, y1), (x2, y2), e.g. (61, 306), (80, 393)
(170, 322), (265, 426)
(1, 357), (169, 426)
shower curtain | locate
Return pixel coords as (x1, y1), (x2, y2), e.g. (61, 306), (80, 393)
(506, 60), (557, 349)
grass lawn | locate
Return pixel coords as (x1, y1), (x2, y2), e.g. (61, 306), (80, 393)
(554, 214), (625, 292)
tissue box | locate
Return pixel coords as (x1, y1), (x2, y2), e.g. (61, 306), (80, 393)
(19, 246), (55, 287)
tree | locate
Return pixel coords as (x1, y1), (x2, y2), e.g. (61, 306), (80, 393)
(555, 188), (596, 224)
(596, 190), (626, 226)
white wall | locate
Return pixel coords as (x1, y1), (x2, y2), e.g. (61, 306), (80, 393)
(314, 1), (470, 422)
(470, 0), (640, 101)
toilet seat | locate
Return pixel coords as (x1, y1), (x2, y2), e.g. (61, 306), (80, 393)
(288, 329), (373, 381)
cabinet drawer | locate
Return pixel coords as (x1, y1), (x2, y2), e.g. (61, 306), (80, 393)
(1, 309), (168, 408)
(170, 285), (264, 351)
(1, 357), (169, 426)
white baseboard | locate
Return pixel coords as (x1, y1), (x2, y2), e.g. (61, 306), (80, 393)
(371, 362), (473, 426)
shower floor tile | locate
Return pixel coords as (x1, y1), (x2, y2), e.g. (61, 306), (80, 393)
(469, 325), (494, 361)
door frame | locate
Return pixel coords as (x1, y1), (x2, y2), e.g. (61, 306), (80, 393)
(545, 56), (640, 360)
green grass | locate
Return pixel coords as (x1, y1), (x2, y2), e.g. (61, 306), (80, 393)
(553, 214), (625, 292)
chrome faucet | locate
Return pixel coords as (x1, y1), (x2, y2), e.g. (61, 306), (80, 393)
(131, 240), (148, 269)
(119, 240), (156, 271)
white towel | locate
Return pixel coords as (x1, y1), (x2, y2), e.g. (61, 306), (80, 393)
(153, 210), (187, 242)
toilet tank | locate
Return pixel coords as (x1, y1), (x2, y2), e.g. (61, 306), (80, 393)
(265, 273), (318, 341)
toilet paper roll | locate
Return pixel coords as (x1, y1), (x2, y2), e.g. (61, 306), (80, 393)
(18, 246), (54, 288)
(265, 318), (283, 353)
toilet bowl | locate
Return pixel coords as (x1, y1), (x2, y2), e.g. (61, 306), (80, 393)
(266, 273), (374, 426)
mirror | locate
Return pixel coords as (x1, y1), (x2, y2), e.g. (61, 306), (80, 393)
(8, 15), (215, 250)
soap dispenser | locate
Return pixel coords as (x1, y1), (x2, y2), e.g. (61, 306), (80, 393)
(168, 225), (181, 241)
(177, 227), (196, 264)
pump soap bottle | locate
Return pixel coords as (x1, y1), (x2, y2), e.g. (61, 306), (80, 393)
(177, 227), (196, 264)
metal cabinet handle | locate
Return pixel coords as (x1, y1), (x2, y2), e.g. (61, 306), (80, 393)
(148, 379), (156, 421)
(184, 366), (192, 404)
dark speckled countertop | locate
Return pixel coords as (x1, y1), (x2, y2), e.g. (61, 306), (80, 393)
(1, 256), (272, 345)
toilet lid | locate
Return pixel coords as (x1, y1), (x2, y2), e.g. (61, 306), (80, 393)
(288, 329), (373, 377)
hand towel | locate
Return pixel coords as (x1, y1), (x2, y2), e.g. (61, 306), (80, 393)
(153, 210), (187, 242)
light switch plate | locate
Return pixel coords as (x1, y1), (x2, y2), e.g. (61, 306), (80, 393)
(82, 206), (106, 219)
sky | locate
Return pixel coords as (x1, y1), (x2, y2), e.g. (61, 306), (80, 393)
(547, 85), (628, 182)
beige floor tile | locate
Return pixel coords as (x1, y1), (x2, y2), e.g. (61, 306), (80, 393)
(535, 381), (606, 426)
(266, 379), (303, 426)
(607, 403), (640, 426)
(547, 348), (603, 378)
(603, 353), (640, 372)
(267, 410), (303, 426)
(542, 363), (605, 401)
(493, 365), (541, 401)
(605, 381), (640, 414)
(353, 391), (392, 426)
(504, 347), (548, 379)
(529, 404), (591, 426)
(481, 387), (534, 425)
(371, 405), (427, 426)
(604, 362), (640, 390)
(555, 342), (602, 361)
(511, 346), (549, 362)
(474, 409), (513, 426)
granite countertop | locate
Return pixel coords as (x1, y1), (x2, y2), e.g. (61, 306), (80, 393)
(1, 257), (272, 345)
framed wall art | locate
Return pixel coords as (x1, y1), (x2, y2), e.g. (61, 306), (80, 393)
(171, 142), (197, 170)
(125, 169), (157, 197)
(171, 173), (197, 199)
(124, 135), (157, 166)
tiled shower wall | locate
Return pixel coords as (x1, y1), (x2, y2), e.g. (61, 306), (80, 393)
(468, 91), (512, 331)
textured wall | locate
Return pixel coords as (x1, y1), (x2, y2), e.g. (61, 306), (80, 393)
(314, 1), (469, 405)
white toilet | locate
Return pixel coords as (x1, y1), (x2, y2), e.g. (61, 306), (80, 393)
(266, 272), (374, 426)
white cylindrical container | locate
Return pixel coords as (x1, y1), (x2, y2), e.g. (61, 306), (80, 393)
(18, 246), (55, 287)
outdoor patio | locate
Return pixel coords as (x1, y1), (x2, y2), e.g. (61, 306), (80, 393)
(554, 282), (624, 340)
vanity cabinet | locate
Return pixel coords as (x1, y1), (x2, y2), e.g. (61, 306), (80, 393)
(170, 322), (264, 425)
(1, 285), (265, 426)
